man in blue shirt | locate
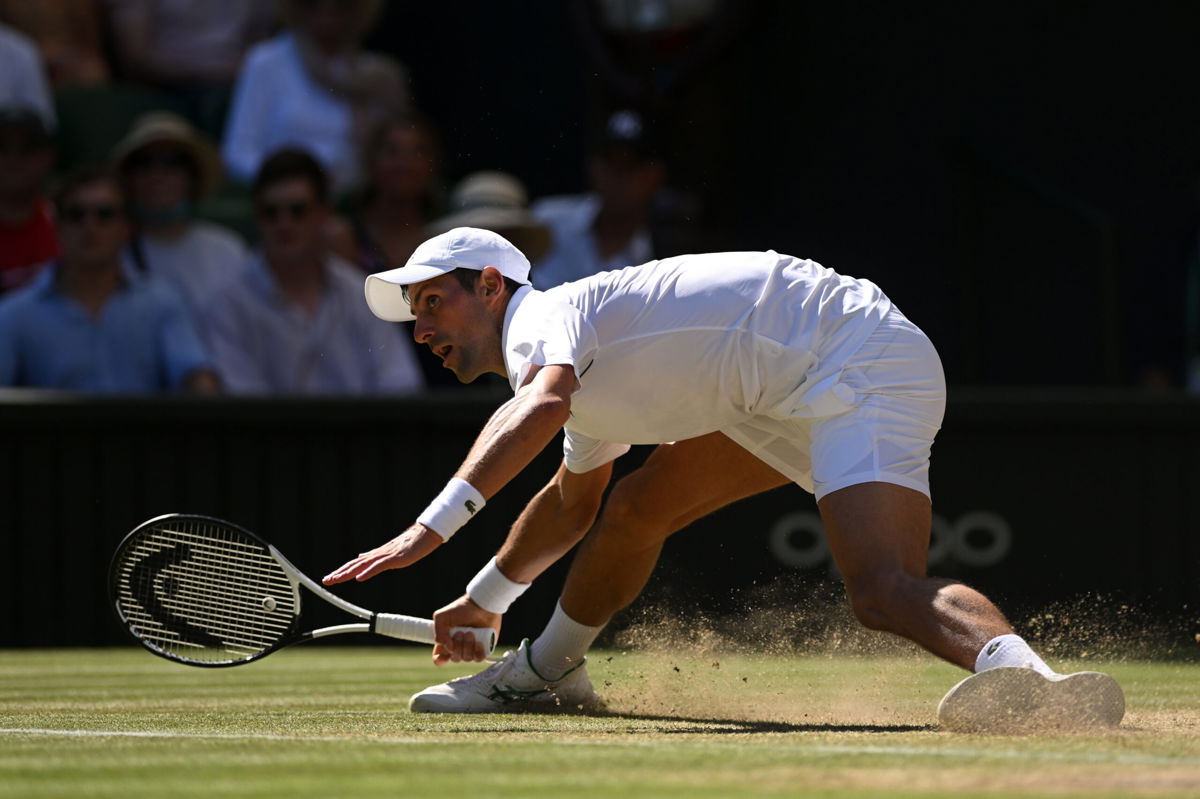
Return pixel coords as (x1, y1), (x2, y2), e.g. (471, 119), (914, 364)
(0, 167), (219, 393)
(200, 148), (423, 395)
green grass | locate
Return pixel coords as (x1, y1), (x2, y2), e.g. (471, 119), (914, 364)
(1, 647), (1197, 798)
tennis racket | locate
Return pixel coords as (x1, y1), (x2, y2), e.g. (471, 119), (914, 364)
(109, 513), (496, 667)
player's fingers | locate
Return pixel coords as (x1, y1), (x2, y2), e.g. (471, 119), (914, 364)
(432, 615), (453, 650)
(353, 551), (405, 581)
(431, 642), (452, 667)
(321, 559), (363, 584)
(453, 632), (477, 663)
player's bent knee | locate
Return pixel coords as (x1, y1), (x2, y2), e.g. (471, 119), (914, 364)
(599, 478), (677, 544)
(844, 573), (909, 633)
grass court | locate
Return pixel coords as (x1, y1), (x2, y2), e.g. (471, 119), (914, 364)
(1, 646), (1197, 798)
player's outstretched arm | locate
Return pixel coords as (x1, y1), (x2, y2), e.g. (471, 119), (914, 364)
(321, 522), (443, 585)
(323, 364), (576, 585)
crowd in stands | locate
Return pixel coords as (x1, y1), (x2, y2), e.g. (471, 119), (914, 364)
(0, 0), (700, 397)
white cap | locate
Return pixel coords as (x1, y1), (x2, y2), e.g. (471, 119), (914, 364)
(364, 227), (532, 322)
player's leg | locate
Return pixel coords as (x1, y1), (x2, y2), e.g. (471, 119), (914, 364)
(817, 481), (1124, 732)
(523, 430), (788, 681)
(810, 308), (1122, 729)
(816, 480), (1011, 670)
(558, 430), (792, 628)
(408, 432), (789, 712)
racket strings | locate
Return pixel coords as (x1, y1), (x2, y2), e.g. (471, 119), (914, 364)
(114, 518), (297, 663)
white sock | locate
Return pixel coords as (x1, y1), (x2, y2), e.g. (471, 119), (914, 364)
(975, 633), (1057, 677)
(529, 600), (604, 681)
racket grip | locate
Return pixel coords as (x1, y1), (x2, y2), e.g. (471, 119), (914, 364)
(373, 613), (496, 655)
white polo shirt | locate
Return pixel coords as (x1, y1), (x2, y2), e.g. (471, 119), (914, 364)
(502, 250), (893, 474)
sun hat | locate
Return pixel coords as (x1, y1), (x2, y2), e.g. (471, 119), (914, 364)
(364, 226), (531, 322)
(111, 112), (223, 199)
(427, 171), (550, 262)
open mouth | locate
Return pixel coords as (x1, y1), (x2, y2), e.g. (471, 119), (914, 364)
(436, 344), (452, 362)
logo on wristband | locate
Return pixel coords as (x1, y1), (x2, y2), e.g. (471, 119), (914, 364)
(465, 500), (478, 515)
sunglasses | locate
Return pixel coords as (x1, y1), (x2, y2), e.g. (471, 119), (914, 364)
(257, 201), (314, 222)
(60, 204), (123, 225)
(126, 149), (192, 171)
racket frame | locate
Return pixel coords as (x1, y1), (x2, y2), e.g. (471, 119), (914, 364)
(109, 513), (493, 668)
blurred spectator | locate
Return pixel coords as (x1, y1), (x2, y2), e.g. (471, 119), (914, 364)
(429, 171), (551, 266)
(570, 0), (748, 244)
(0, 167), (219, 393)
(328, 111), (452, 387)
(105, 0), (277, 137)
(113, 112), (248, 316)
(0, 108), (57, 294)
(532, 109), (697, 288)
(222, 0), (408, 195)
(0, 2), (109, 87)
(331, 110), (443, 273)
(0, 22), (56, 124)
(201, 148), (423, 395)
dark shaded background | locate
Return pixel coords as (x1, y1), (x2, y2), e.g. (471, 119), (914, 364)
(5, 3), (1199, 652)
(367, 1), (1200, 388)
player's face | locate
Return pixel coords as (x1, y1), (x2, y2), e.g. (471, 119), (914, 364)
(408, 270), (506, 383)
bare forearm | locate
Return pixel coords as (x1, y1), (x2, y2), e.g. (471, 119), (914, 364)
(496, 484), (590, 578)
(455, 384), (570, 499)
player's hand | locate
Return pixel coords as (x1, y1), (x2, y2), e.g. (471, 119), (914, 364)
(321, 524), (442, 585)
(432, 595), (501, 666)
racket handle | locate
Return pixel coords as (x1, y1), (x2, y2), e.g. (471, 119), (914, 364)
(373, 613), (496, 655)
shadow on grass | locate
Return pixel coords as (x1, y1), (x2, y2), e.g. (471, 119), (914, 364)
(439, 706), (934, 735)
(595, 710), (931, 734)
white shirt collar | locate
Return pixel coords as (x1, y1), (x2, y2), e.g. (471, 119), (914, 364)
(501, 284), (536, 389)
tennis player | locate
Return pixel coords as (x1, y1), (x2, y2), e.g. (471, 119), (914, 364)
(323, 227), (1124, 732)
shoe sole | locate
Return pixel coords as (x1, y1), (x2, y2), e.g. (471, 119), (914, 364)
(409, 691), (603, 714)
(937, 667), (1125, 734)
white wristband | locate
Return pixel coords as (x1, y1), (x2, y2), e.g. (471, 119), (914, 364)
(466, 557), (530, 614)
(416, 477), (485, 541)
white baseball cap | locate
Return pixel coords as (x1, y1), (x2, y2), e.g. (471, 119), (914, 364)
(363, 227), (532, 322)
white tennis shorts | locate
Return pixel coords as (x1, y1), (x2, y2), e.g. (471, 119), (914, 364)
(722, 307), (946, 501)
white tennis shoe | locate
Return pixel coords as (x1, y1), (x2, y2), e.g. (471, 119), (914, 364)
(408, 639), (601, 713)
(937, 666), (1125, 734)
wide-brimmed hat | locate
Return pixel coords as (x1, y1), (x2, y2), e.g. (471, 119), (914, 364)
(427, 171), (551, 263)
(112, 112), (223, 199)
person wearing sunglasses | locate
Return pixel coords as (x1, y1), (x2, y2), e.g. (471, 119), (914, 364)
(200, 148), (423, 395)
(0, 167), (220, 393)
(113, 112), (248, 318)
